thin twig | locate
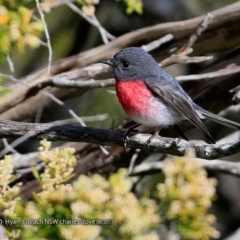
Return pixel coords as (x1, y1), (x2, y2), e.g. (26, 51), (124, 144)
(35, 92), (47, 123)
(0, 131), (36, 158)
(39, 40), (49, 47)
(43, 91), (86, 126)
(67, 3), (114, 43)
(44, 91), (110, 155)
(52, 76), (115, 88)
(92, 13), (115, 40)
(2, 139), (18, 154)
(35, 0), (52, 74)
(160, 55), (212, 68)
(177, 13), (213, 55)
(130, 157), (240, 177)
(128, 149), (141, 175)
(176, 64), (240, 82)
(6, 55), (15, 73)
(230, 85), (240, 103)
(142, 34), (174, 52)
(0, 73), (28, 86)
(160, 13), (214, 68)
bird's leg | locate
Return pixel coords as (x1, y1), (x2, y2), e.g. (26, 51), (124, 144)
(126, 123), (141, 138)
(146, 127), (162, 146)
(124, 123), (141, 148)
(171, 124), (189, 141)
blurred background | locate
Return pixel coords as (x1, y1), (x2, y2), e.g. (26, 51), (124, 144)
(1, 0), (240, 239)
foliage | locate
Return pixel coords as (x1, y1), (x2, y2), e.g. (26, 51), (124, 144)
(0, 155), (21, 218)
(157, 150), (219, 239)
(0, 0), (142, 61)
(0, 3), (43, 60)
(0, 141), (219, 240)
(77, 0), (100, 16)
(3, 140), (159, 240)
(116, 0), (143, 14)
(36, 139), (77, 191)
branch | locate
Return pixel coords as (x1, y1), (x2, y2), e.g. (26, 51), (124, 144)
(230, 85), (240, 103)
(131, 158), (240, 177)
(67, 3), (114, 43)
(35, 0), (52, 74)
(160, 13), (213, 68)
(0, 119), (240, 160)
(142, 34), (174, 52)
(176, 64), (240, 82)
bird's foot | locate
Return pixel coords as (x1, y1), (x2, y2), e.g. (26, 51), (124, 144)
(146, 127), (162, 147)
(124, 124), (141, 147)
(145, 132), (158, 147)
(126, 128), (139, 138)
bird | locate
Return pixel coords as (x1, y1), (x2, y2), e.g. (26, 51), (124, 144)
(101, 47), (240, 144)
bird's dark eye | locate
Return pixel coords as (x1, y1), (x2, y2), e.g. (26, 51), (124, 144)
(122, 60), (129, 68)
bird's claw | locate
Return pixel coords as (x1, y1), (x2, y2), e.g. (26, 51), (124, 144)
(145, 130), (161, 148)
(145, 136), (154, 148)
(126, 128), (139, 138)
(124, 129), (140, 147)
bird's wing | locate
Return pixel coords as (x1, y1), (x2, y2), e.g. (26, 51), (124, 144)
(146, 81), (215, 143)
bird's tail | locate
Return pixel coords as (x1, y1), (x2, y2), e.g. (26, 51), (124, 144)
(196, 106), (240, 129)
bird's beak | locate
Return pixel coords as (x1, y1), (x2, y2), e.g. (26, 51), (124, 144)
(100, 59), (114, 67)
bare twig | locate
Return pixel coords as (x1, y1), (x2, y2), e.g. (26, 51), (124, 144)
(92, 13), (115, 40)
(67, 3), (114, 43)
(176, 64), (240, 82)
(35, 93), (47, 123)
(6, 55), (15, 73)
(35, 0), (52, 74)
(128, 149), (141, 175)
(130, 157), (240, 177)
(43, 91), (109, 155)
(0, 73), (27, 86)
(52, 76), (114, 88)
(43, 91), (86, 126)
(230, 85), (240, 103)
(0, 131), (36, 158)
(177, 13), (213, 55)
(160, 55), (212, 68)
(2, 139), (18, 154)
(160, 13), (213, 68)
(142, 34), (174, 52)
(0, 119), (239, 159)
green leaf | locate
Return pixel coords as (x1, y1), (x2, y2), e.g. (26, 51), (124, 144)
(31, 167), (41, 182)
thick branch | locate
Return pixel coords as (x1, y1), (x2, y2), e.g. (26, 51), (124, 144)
(1, 119), (240, 160)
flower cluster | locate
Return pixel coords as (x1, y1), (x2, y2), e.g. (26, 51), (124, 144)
(116, 0), (143, 14)
(37, 139), (77, 192)
(0, 155), (21, 218)
(0, 4), (43, 59)
(0, 141), (218, 240)
(77, 0), (100, 16)
(157, 150), (219, 239)
(15, 168), (159, 240)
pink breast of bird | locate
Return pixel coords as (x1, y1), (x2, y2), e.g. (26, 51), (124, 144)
(115, 79), (180, 127)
